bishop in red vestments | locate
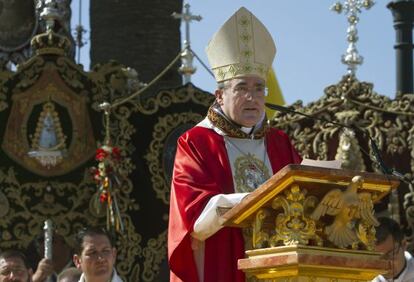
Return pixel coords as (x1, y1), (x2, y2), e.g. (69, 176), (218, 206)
(168, 7), (301, 282)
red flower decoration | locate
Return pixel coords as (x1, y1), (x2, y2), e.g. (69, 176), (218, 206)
(96, 148), (109, 161)
(91, 143), (125, 231)
(92, 145), (124, 205)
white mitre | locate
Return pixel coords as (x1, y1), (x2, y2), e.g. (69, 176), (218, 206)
(206, 7), (276, 83)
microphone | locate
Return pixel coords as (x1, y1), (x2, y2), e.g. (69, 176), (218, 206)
(265, 102), (409, 183)
(370, 138), (410, 183)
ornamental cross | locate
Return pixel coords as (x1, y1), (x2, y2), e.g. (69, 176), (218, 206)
(172, 3), (202, 84)
(331, 0), (375, 75)
(172, 3), (202, 48)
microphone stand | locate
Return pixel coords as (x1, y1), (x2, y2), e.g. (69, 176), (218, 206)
(265, 102), (411, 185)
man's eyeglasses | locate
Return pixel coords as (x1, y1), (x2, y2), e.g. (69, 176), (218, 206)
(381, 242), (401, 260)
(228, 85), (268, 97)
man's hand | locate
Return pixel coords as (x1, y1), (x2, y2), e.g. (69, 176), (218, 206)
(32, 258), (54, 282)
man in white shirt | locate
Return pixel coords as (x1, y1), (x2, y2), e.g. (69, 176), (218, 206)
(373, 217), (414, 282)
(73, 227), (122, 282)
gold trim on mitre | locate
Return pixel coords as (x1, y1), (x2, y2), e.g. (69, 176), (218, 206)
(206, 7), (276, 82)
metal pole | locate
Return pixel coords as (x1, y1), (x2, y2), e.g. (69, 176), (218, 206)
(387, 0), (414, 95)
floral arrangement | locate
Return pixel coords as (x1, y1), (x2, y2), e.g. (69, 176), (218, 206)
(91, 145), (124, 232)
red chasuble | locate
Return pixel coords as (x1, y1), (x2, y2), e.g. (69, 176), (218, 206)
(168, 126), (301, 282)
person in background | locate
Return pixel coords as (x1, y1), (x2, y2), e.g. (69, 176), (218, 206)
(56, 267), (81, 282)
(0, 250), (33, 282)
(168, 6), (301, 282)
(372, 217), (414, 282)
(73, 227), (122, 282)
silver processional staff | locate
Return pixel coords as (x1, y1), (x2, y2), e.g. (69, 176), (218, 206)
(44, 219), (53, 260)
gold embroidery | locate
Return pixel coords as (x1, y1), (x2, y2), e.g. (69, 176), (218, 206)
(239, 16), (250, 27)
(234, 154), (270, 192)
(212, 63), (268, 82)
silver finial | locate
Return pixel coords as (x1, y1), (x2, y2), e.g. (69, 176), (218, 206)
(172, 3), (202, 84)
(331, 0), (375, 75)
(40, 0), (62, 32)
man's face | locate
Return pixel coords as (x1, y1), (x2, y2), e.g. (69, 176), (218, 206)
(0, 257), (31, 282)
(73, 235), (116, 282)
(375, 235), (406, 279)
(216, 76), (266, 127)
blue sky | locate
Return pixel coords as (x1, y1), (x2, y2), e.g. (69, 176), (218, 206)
(71, 1), (396, 105)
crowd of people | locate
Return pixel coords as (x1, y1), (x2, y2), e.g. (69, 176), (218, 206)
(0, 227), (120, 282)
(0, 218), (410, 282)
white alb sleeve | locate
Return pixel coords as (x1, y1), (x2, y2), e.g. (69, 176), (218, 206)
(191, 193), (249, 241)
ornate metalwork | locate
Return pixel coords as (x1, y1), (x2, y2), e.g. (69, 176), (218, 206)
(36, 0), (74, 58)
(271, 73), (414, 249)
(270, 185), (321, 246)
(36, 0), (72, 36)
(251, 208), (270, 249)
(330, 0), (375, 75)
(235, 172), (388, 281)
(272, 74), (412, 170)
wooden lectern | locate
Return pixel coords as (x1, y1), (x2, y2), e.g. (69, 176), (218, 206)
(221, 164), (400, 282)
